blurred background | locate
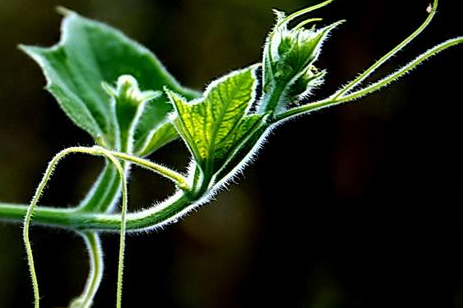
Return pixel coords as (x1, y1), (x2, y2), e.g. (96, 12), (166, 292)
(0, 0), (462, 307)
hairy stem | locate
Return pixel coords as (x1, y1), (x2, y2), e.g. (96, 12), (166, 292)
(258, 83), (288, 116)
(23, 146), (128, 308)
(275, 37), (463, 122)
(338, 37), (463, 101)
(106, 150), (190, 190)
(278, 0), (336, 26)
(70, 231), (104, 308)
(3, 191), (194, 232)
(332, 0), (438, 99)
(77, 162), (122, 213)
(105, 153), (128, 308)
(23, 147), (104, 308)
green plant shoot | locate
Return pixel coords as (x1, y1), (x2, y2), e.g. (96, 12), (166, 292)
(0, 0), (460, 307)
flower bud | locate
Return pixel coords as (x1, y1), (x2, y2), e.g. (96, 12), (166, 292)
(261, 9), (343, 112)
(103, 75), (160, 152)
(103, 75), (159, 107)
(287, 65), (326, 100)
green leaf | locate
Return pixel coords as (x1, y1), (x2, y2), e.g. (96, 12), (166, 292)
(134, 122), (178, 157)
(21, 10), (199, 151)
(167, 65), (264, 175)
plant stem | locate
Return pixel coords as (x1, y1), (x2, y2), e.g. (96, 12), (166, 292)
(87, 149), (129, 308)
(257, 79), (288, 116)
(275, 37), (463, 122)
(106, 150), (189, 190)
(332, 0), (438, 99)
(339, 37), (463, 100)
(278, 0), (336, 27)
(77, 162), (122, 213)
(106, 154), (128, 308)
(2, 191), (195, 231)
(23, 146), (129, 308)
(71, 231), (104, 308)
(24, 147), (90, 308)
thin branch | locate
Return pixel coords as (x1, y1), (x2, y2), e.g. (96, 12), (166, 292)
(70, 231), (104, 308)
(332, 0), (438, 99)
(278, 0), (336, 27)
(105, 149), (190, 191)
(275, 37), (463, 122)
(23, 146), (101, 308)
(22, 146), (129, 308)
(98, 150), (128, 308)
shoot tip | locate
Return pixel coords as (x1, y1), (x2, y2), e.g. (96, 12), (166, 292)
(426, 3), (432, 14)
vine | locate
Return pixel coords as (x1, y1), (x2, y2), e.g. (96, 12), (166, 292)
(0, 0), (460, 306)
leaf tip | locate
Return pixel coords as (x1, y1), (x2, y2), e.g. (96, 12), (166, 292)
(101, 81), (117, 97)
(250, 63), (262, 71)
(17, 44), (36, 54)
(163, 86), (179, 100)
(56, 6), (75, 17)
(164, 87), (188, 112)
(163, 87), (177, 101)
(17, 44), (48, 64)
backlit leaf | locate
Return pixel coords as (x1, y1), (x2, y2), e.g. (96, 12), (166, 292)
(21, 10), (199, 152)
(167, 65), (264, 174)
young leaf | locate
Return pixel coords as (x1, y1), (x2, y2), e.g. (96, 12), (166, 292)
(259, 9), (343, 114)
(134, 122), (178, 157)
(21, 10), (199, 151)
(167, 65), (264, 175)
(102, 75), (160, 153)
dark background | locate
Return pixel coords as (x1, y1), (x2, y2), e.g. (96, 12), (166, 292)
(0, 0), (462, 307)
